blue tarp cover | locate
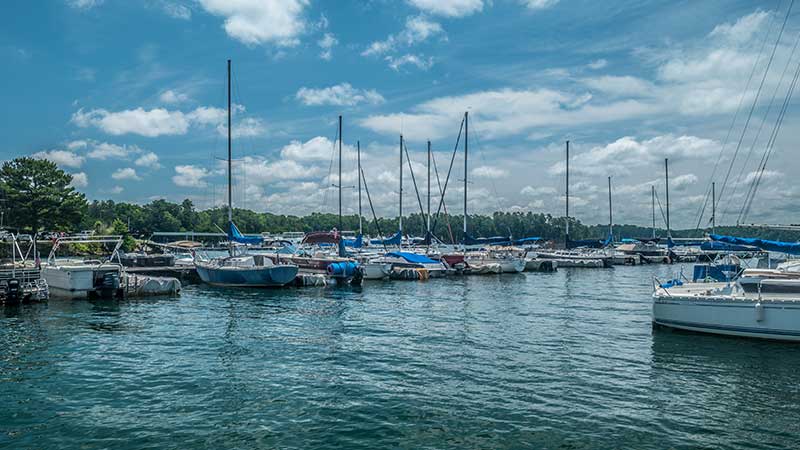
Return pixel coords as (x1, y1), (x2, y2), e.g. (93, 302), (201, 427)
(343, 234), (363, 248)
(228, 221), (262, 245)
(386, 251), (438, 264)
(699, 241), (755, 252)
(710, 234), (800, 255)
(514, 237), (542, 244)
(371, 230), (402, 246)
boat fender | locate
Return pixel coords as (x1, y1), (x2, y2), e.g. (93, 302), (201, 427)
(755, 302), (765, 322)
(327, 261), (358, 278)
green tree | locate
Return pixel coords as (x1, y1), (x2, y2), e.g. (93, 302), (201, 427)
(0, 157), (87, 232)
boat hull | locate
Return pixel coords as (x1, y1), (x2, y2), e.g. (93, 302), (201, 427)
(653, 295), (800, 341)
(195, 264), (298, 287)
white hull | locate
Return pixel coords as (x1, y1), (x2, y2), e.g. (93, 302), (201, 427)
(362, 263), (392, 280)
(42, 264), (122, 299)
(653, 289), (800, 341)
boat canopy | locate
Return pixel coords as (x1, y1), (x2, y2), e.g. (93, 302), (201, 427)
(386, 251), (438, 264)
(371, 230), (402, 246)
(710, 234), (800, 254)
(343, 234), (363, 248)
(228, 221), (262, 245)
(567, 233), (612, 249)
(303, 231), (340, 245)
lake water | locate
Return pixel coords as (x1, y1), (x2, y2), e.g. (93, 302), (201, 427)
(2, 265), (799, 449)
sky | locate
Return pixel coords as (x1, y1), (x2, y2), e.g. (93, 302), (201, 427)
(2, 0), (799, 229)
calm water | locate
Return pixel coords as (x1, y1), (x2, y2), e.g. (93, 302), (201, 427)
(2, 265), (799, 449)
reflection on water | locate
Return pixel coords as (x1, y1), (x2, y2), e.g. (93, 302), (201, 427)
(1, 265), (799, 449)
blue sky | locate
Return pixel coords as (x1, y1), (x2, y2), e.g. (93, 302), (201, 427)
(2, 0), (798, 229)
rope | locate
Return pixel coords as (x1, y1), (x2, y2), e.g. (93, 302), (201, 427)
(403, 142), (427, 235)
(717, 0), (794, 222)
(430, 116), (465, 238)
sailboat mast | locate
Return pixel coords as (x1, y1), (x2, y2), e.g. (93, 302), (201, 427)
(338, 115), (343, 231)
(358, 140), (362, 236)
(399, 134), (403, 238)
(711, 181), (716, 235)
(608, 176), (613, 239)
(227, 59), (232, 224)
(427, 140), (431, 236)
(665, 158), (671, 237)
(651, 185), (656, 239)
(463, 111), (468, 237)
(565, 140), (570, 242)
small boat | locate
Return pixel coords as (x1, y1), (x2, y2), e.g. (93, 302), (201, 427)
(371, 251), (449, 279)
(41, 235), (125, 299)
(0, 233), (48, 303)
(535, 250), (612, 268)
(195, 59), (298, 288)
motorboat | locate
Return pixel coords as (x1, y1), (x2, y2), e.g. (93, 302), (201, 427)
(41, 235), (125, 299)
(0, 233), (48, 303)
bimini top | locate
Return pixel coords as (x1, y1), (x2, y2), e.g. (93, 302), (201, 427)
(385, 251), (438, 264)
(711, 234), (800, 255)
(302, 231), (340, 245)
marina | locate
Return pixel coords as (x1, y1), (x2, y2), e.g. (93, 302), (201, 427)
(4, 1), (800, 448)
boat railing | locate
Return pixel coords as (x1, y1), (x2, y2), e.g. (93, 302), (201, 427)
(46, 235), (124, 266)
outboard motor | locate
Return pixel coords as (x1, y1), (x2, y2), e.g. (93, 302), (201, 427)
(4, 279), (21, 304)
(97, 272), (121, 298)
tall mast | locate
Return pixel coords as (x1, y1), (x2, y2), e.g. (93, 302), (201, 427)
(463, 111), (468, 238)
(338, 115), (343, 231)
(399, 134), (403, 239)
(427, 140), (431, 237)
(357, 140), (362, 236)
(565, 140), (570, 242)
(651, 185), (656, 239)
(711, 181), (716, 235)
(608, 176), (613, 240)
(665, 158), (671, 238)
(227, 59), (232, 224)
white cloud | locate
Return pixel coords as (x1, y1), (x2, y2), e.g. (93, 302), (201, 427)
(112, 167), (141, 181)
(521, 0), (559, 10)
(387, 54), (434, 71)
(708, 10), (769, 43)
(67, 0), (103, 9)
(471, 165), (507, 179)
(296, 83), (385, 106)
(72, 107), (190, 137)
(317, 33), (337, 60)
(586, 59), (608, 70)
(197, 0), (308, 47)
(109, 186), (124, 194)
(217, 117), (267, 138)
(161, 1), (192, 20)
(173, 165), (211, 188)
(521, 186), (556, 196)
(280, 136), (336, 161)
(32, 150), (85, 168)
(87, 142), (139, 160)
(549, 135), (719, 176)
(72, 105), (252, 137)
(362, 15), (443, 62)
(159, 89), (190, 104)
(69, 172), (89, 188)
(406, 0), (483, 17)
(135, 152), (161, 169)
(66, 140), (88, 150)
(671, 173), (698, 191)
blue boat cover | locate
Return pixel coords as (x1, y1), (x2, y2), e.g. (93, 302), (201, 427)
(343, 234), (363, 248)
(513, 237), (542, 244)
(386, 251), (438, 264)
(699, 241), (755, 252)
(710, 234), (800, 255)
(228, 221), (262, 245)
(371, 230), (402, 246)
(567, 232), (612, 249)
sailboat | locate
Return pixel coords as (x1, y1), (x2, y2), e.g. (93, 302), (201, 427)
(441, 111), (525, 274)
(534, 140), (612, 268)
(195, 60), (299, 287)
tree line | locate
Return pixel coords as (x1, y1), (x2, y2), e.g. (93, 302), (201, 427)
(2, 157), (799, 244)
